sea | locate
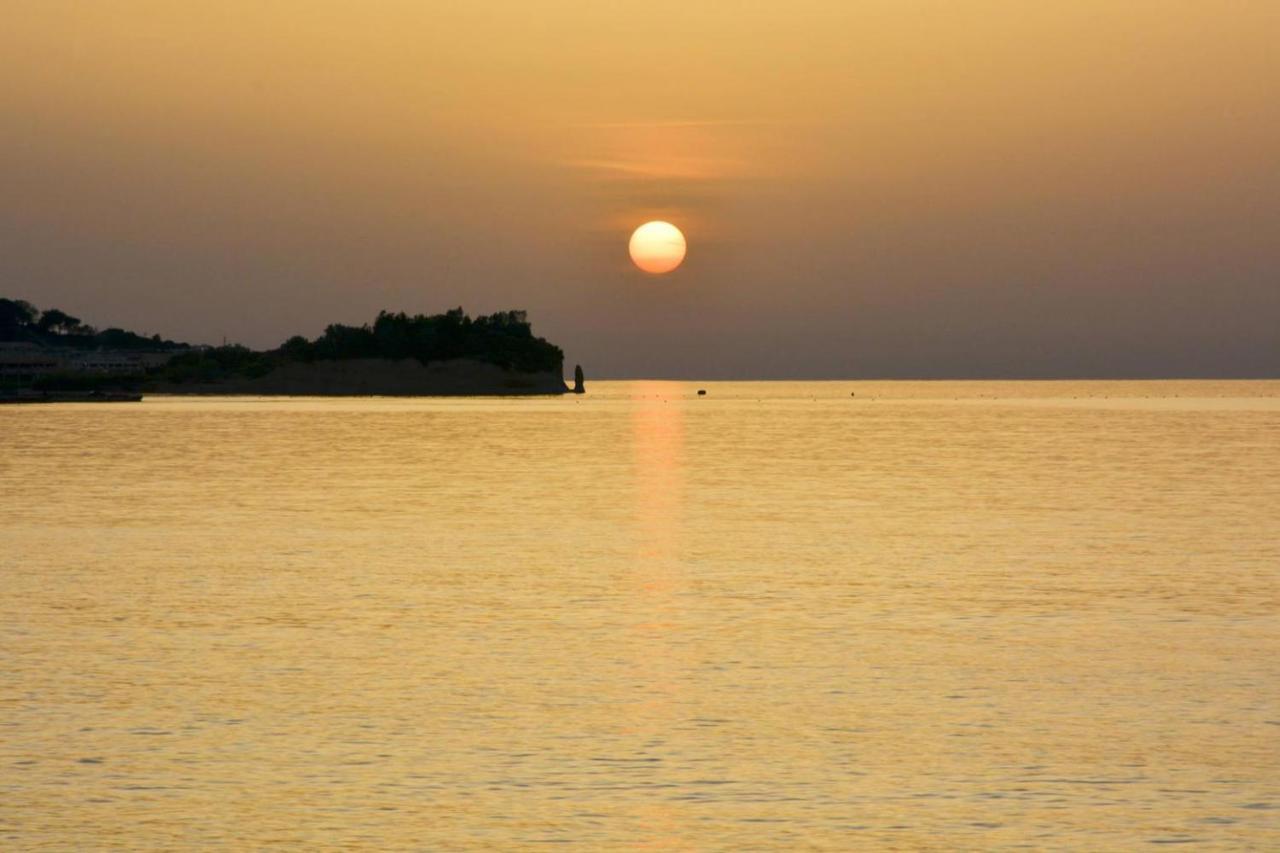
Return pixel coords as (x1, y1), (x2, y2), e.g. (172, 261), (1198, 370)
(2, 380), (1278, 849)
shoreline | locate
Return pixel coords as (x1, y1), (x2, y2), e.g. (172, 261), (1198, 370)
(146, 357), (568, 397)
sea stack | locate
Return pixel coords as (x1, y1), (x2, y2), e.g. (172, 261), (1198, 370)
(573, 364), (585, 394)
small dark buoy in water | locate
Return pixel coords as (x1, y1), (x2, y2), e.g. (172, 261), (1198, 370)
(572, 364), (585, 394)
(697, 389), (707, 396)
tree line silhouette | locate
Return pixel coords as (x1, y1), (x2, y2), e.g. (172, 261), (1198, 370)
(3, 299), (564, 387)
(0, 297), (183, 350)
(279, 309), (562, 372)
(161, 308), (563, 383)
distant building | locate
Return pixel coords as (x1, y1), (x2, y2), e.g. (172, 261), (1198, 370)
(0, 342), (181, 380)
(68, 350), (175, 374)
(0, 342), (66, 379)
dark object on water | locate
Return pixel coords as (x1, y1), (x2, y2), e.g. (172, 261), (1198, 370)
(573, 364), (585, 394)
(0, 389), (142, 405)
(697, 389), (707, 396)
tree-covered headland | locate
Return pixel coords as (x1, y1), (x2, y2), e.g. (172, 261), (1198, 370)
(162, 308), (562, 384)
(2, 299), (564, 389)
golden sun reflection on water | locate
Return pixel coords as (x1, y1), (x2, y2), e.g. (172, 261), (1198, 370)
(632, 382), (685, 591)
(626, 382), (687, 848)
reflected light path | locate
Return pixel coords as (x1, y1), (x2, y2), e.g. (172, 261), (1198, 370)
(626, 381), (687, 847)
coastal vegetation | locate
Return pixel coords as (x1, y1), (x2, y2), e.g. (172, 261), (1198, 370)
(2, 299), (565, 394)
(160, 308), (563, 385)
(0, 298), (185, 352)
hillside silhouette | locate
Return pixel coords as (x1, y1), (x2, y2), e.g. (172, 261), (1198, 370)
(161, 308), (562, 384)
(3, 300), (566, 395)
(0, 297), (185, 352)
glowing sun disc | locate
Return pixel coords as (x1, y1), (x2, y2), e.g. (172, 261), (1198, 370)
(629, 221), (686, 274)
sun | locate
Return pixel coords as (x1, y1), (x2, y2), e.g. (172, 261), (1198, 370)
(629, 221), (686, 274)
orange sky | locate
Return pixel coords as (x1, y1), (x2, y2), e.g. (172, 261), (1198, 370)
(3, 2), (1278, 376)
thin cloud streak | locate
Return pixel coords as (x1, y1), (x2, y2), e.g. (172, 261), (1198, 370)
(562, 157), (749, 181)
(570, 119), (778, 129)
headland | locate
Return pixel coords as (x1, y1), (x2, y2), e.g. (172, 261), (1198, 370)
(1, 299), (569, 398)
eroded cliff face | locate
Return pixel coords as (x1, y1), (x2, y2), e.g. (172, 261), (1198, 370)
(148, 358), (568, 396)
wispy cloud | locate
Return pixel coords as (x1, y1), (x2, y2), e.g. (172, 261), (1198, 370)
(563, 157), (749, 181)
(570, 119), (775, 130)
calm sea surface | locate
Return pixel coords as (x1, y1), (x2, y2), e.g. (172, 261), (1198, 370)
(2, 380), (1278, 849)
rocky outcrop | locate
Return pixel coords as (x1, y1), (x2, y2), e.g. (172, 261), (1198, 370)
(148, 358), (568, 396)
(573, 364), (585, 394)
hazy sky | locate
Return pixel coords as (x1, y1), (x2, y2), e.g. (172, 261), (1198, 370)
(3, 1), (1278, 377)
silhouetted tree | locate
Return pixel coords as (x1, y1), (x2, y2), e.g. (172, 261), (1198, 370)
(0, 298), (38, 331)
(37, 308), (85, 335)
(279, 308), (562, 373)
(279, 335), (313, 361)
